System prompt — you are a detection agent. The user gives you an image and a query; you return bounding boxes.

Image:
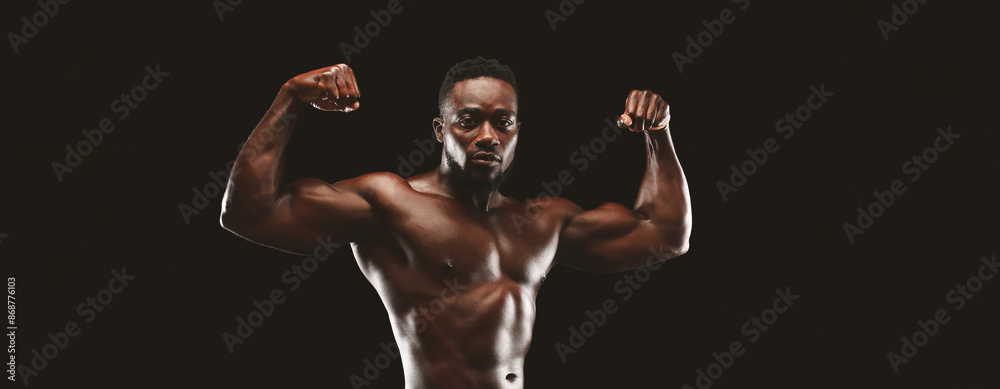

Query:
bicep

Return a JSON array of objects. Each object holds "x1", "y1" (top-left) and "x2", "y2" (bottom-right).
[
  {"x1": 230, "y1": 176, "x2": 379, "y2": 254},
  {"x1": 556, "y1": 202, "x2": 670, "y2": 273}
]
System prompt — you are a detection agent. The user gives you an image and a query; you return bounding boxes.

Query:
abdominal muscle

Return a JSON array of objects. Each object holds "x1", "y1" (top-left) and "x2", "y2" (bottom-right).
[{"x1": 385, "y1": 277, "x2": 537, "y2": 389}]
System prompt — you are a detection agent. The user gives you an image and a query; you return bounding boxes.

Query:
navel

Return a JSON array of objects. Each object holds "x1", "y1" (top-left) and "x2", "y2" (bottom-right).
[{"x1": 445, "y1": 259, "x2": 455, "y2": 270}]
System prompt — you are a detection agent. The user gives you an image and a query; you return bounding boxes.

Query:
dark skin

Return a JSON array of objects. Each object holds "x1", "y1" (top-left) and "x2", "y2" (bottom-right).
[{"x1": 220, "y1": 63, "x2": 691, "y2": 388}]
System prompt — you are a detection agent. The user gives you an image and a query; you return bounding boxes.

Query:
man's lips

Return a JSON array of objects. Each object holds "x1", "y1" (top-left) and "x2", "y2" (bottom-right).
[
  {"x1": 470, "y1": 151, "x2": 501, "y2": 166},
  {"x1": 470, "y1": 151, "x2": 500, "y2": 162}
]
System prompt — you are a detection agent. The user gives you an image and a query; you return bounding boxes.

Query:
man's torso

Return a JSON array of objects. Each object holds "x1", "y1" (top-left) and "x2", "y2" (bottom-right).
[{"x1": 349, "y1": 172, "x2": 574, "y2": 388}]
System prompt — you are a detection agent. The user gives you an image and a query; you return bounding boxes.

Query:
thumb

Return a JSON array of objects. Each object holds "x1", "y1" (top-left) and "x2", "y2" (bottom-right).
[{"x1": 617, "y1": 113, "x2": 632, "y2": 129}]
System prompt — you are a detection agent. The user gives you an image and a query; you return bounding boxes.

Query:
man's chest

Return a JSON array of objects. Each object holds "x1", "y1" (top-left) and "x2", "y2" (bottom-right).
[{"x1": 377, "y1": 195, "x2": 564, "y2": 284}]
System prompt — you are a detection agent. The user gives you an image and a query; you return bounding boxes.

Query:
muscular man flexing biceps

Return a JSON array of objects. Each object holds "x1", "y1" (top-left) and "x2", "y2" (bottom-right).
[{"x1": 220, "y1": 57, "x2": 692, "y2": 389}]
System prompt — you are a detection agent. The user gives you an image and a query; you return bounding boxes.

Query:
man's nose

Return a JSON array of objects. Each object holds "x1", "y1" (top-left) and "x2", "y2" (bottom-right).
[{"x1": 474, "y1": 123, "x2": 500, "y2": 149}]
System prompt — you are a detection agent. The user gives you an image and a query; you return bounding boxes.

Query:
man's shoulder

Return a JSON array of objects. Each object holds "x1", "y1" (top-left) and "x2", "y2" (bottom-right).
[
  {"x1": 353, "y1": 171, "x2": 409, "y2": 186},
  {"x1": 334, "y1": 171, "x2": 413, "y2": 197}
]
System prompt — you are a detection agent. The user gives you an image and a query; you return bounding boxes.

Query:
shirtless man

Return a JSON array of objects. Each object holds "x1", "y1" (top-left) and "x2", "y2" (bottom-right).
[{"x1": 220, "y1": 57, "x2": 692, "y2": 388}]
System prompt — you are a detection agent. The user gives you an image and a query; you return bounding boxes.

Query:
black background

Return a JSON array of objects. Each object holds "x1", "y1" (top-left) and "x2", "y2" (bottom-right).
[{"x1": 2, "y1": 0, "x2": 997, "y2": 388}]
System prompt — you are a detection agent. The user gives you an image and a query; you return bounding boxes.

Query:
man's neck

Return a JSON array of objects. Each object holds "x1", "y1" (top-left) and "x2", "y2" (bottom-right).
[{"x1": 432, "y1": 167, "x2": 504, "y2": 212}]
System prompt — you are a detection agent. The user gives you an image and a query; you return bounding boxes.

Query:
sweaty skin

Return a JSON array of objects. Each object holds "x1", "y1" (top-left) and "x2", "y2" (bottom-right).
[{"x1": 220, "y1": 64, "x2": 691, "y2": 388}]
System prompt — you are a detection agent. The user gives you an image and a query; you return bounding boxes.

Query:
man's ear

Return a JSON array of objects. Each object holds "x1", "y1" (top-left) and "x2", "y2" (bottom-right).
[{"x1": 432, "y1": 118, "x2": 444, "y2": 143}]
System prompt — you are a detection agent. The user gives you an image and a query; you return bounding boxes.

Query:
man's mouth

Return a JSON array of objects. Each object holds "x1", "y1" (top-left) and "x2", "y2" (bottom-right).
[{"x1": 470, "y1": 151, "x2": 501, "y2": 166}]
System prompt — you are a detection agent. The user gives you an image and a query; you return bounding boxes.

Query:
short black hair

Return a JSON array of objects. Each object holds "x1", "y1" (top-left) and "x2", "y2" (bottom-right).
[{"x1": 438, "y1": 57, "x2": 518, "y2": 115}]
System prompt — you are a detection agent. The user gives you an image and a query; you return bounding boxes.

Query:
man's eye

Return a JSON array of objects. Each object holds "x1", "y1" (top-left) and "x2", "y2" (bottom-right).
[
  {"x1": 498, "y1": 119, "x2": 513, "y2": 128},
  {"x1": 459, "y1": 118, "x2": 476, "y2": 127}
]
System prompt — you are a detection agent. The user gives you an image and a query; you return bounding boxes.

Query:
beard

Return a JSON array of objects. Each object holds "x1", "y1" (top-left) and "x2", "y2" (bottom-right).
[{"x1": 445, "y1": 150, "x2": 514, "y2": 194}]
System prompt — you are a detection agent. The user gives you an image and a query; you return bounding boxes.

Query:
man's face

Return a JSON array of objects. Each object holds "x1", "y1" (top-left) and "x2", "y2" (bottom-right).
[{"x1": 435, "y1": 77, "x2": 520, "y2": 193}]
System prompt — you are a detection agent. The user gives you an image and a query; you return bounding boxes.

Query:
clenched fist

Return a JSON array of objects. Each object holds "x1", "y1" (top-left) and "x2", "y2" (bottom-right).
[
  {"x1": 617, "y1": 90, "x2": 669, "y2": 132},
  {"x1": 285, "y1": 64, "x2": 361, "y2": 112}
]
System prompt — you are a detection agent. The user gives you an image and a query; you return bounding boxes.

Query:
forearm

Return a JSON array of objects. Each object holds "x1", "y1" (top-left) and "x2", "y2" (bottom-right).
[
  {"x1": 222, "y1": 84, "x2": 306, "y2": 225},
  {"x1": 634, "y1": 128, "x2": 691, "y2": 250}
]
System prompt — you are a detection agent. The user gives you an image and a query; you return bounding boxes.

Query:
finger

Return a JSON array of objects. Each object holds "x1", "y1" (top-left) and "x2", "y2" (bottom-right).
[
  {"x1": 647, "y1": 99, "x2": 663, "y2": 130},
  {"x1": 324, "y1": 71, "x2": 340, "y2": 101},
  {"x1": 652, "y1": 101, "x2": 670, "y2": 130},
  {"x1": 312, "y1": 101, "x2": 335, "y2": 111},
  {"x1": 316, "y1": 73, "x2": 330, "y2": 101},
  {"x1": 617, "y1": 113, "x2": 632, "y2": 129},
  {"x1": 625, "y1": 90, "x2": 641, "y2": 132},
  {"x1": 635, "y1": 91, "x2": 650, "y2": 132},
  {"x1": 336, "y1": 65, "x2": 356, "y2": 99},
  {"x1": 334, "y1": 69, "x2": 351, "y2": 100},
  {"x1": 346, "y1": 66, "x2": 360, "y2": 98},
  {"x1": 320, "y1": 71, "x2": 338, "y2": 101}
]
